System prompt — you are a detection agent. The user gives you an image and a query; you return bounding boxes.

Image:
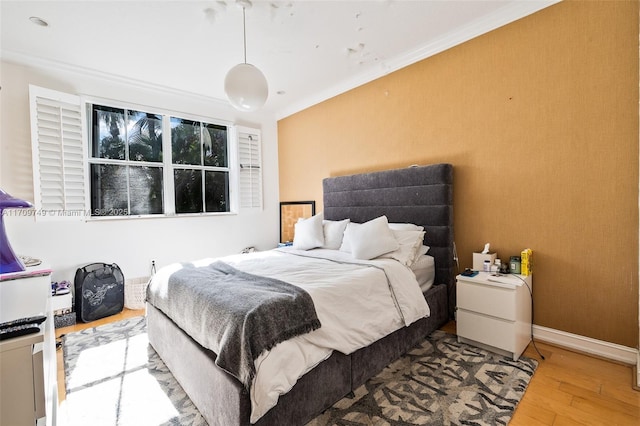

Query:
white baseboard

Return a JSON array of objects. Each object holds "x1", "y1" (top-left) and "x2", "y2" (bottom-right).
[
  {"x1": 533, "y1": 325, "x2": 638, "y2": 365},
  {"x1": 636, "y1": 353, "x2": 640, "y2": 390}
]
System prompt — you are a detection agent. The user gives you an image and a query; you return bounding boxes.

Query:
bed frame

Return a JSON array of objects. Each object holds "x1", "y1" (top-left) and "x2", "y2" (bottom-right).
[{"x1": 147, "y1": 163, "x2": 455, "y2": 425}]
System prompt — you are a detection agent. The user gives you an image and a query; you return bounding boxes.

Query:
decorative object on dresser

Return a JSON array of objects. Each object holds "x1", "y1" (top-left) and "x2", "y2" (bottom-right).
[
  {"x1": 0, "y1": 188, "x2": 33, "y2": 273},
  {"x1": 456, "y1": 271, "x2": 533, "y2": 361}
]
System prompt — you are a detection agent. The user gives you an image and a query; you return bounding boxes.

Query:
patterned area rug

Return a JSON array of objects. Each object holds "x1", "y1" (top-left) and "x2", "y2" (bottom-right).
[
  {"x1": 62, "y1": 316, "x2": 537, "y2": 426},
  {"x1": 62, "y1": 316, "x2": 206, "y2": 426},
  {"x1": 308, "y1": 331, "x2": 538, "y2": 426}
]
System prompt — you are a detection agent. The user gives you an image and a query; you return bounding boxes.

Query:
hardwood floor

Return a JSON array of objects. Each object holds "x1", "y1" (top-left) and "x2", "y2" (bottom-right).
[
  {"x1": 55, "y1": 308, "x2": 145, "y2": 403},
  {"x1": 510, "y1": 340, "x2": 640, "y2": 425},
  {"x1": 57, "y1": 312, "x2": 640, "y2": 425}
]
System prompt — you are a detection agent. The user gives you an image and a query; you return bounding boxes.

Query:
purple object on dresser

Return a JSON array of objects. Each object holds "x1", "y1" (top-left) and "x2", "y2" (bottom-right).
[{"x1": 0, "y1": 189, "x2": 32, "y2": 274}]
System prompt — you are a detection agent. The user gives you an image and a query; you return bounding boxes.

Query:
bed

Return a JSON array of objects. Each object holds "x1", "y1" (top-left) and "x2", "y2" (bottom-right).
[{"x1": 146, "y1": 163, "x2": 455, "y2": 425}]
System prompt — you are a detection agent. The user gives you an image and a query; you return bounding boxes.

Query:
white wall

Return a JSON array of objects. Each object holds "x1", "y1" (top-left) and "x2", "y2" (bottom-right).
[{"x1": 0, "y1": 59, "x2": 280, "y2": 282}]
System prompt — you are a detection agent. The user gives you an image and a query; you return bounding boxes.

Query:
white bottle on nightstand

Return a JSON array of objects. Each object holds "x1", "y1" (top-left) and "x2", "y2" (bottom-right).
[{"x1": 455, "y1": 271, "x2": 533, "y2": 361}]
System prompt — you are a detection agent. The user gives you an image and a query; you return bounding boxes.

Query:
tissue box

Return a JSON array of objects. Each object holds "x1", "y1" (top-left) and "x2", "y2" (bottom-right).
[{"x1": 473, "y1": 252, "x2": 497, "y2": 271}]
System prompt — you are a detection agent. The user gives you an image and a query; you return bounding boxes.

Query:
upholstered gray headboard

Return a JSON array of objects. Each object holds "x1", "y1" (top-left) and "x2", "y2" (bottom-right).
[{"x1": 323, "y1": 163, "x2": 455, "y2": 318}]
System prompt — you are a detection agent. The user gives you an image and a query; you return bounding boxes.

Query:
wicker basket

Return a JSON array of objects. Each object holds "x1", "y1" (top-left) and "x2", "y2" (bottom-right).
[{"x1": 124, "y1": 278, "x2": 149, "y2": 310}]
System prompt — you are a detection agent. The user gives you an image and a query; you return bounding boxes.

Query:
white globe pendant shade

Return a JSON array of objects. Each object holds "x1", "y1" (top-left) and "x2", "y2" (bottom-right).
[{"x1": 224, "y1": 63, "x2": 268, "y2": 112}]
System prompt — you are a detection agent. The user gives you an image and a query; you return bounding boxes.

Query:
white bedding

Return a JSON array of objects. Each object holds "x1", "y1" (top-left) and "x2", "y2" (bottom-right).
[
  {"x1": 412, "y1": 254, "x2": 436, "y2": 292},
  {"x1": 148, "y1": 248, "x2": 430, "y2": 423}
]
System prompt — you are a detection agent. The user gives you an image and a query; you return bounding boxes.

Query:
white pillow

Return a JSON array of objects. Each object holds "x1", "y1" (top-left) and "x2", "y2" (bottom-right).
[
  {"x1": 342, "y1": 216, "x2": 399, "y2": 260},
  {"x1": 417, "y1": 245, "x2": 430, "y2": 257},
  {"x1": 388, "y1": 223, "x2": 424, "y2": 232},
  {"x1": 378, "y1": 230, "x2": 425, "y2": 266},
  {"x1": 340, "y1": 219, "x2": 422, "y2": 253},
  {"x1": 411, "y1": 254, "x2": 436, "y2": 292},
  {"x1": 293, "y1": 213, "x2": 325, "y2": 250},
  {"x1": 322, "y1": 219, "x2": 350, "y2": 249},
  {"x1": 338, "y1": 223, "x2": 355, "y2": 253}
]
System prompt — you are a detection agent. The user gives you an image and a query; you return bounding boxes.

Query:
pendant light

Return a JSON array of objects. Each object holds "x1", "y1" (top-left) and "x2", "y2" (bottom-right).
[{"x1": 224, "y1": 1, "x2": 268, "y2": 112}]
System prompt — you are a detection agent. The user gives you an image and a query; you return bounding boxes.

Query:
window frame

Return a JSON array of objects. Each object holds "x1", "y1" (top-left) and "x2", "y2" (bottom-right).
[
  {"x1": 169, "y1": 117, "x2": 233, "y2": 215},
  {"x1": 88, "y1": 104, "x2": 165, "y2": 217},
  {"x1": 84, "y1": 97, "x2": 238, "y2": 220}
]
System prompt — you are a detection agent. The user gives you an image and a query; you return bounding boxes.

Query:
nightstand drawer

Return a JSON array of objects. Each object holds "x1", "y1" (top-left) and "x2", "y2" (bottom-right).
[
  {"x1": 457, "y1": 309, "x2": 515, "y2": 352},
  {"x1": 457, "y1": 280, "x2": 516, "y2": 321}
]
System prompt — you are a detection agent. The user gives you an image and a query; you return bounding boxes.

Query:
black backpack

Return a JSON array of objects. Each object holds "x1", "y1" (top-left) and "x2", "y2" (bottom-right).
[{"x1": 74, "y1": 263, "x2": 124, "y2": 323}]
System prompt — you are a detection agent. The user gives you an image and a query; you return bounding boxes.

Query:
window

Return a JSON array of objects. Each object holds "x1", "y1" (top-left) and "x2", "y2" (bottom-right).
[
  {"x1": 170, "y1": 118, "x2": 230, "y2": 214},
  {"x1": 89, "y1": 105, "x2": 164, "y2": 216},
  {"x1": 88, "y1": 104, "x2": 232, "y2": 217},
  {"x1": 29, "y1": 85, "x2": 261, "y2": 221}
]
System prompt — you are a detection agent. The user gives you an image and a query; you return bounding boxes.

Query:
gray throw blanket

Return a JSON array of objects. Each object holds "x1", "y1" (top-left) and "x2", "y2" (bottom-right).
[{"x1": 163, "y1": 261, "x2": 321, "y2": 389}]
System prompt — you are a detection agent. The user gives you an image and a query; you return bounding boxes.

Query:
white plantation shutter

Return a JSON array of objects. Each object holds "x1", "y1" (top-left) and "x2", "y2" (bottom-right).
[
  {"x1": 29, "y1": 85, "x2": 85, "y2": 220},
  {"x1": 237, "y1": 126, "x2": 262, "y2": 209}
]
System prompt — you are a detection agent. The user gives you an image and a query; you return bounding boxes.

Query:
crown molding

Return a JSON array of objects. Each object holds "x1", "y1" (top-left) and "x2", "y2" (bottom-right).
[
  {"x1": 275, "y1": 0, "x2": 561, "y2": 120},
  {"x1": 1, "y1": 50, "x2": 232, "y2": 110}
]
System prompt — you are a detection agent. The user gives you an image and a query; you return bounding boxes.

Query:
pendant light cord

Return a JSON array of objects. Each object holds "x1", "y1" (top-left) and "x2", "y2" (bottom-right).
[{"x1": 242, "y1": 7, "x2": 247, "y2": 64}]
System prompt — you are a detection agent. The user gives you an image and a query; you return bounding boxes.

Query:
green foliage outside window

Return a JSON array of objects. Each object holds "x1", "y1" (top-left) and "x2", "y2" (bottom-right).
[{"x1": 90, "y1": 104, "x2": 230, "y2": 217}]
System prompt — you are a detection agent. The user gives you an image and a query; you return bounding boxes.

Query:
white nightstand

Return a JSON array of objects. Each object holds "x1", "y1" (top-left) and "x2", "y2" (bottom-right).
[{"x1": 456, "y1": 272, "x2": 532, "y2": 361}]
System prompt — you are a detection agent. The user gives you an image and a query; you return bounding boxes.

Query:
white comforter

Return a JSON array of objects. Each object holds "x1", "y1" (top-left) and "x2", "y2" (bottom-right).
[{"x1": 149, "y1": 248, "x2": 430, "y2": 423}]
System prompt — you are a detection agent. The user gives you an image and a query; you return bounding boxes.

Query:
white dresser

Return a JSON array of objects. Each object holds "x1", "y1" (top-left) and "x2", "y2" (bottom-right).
[
  {"x1": 456, "y1": 272, "x2": 533, "y2": 361},
  {"x1": 0, "y1": 265, "x2": 57, "y2": 426}
]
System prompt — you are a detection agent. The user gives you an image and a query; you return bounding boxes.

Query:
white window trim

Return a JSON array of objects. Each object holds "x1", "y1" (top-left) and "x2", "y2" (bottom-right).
[{"x1": 161, "y1": 115, "x2": 175, "y2": 216}]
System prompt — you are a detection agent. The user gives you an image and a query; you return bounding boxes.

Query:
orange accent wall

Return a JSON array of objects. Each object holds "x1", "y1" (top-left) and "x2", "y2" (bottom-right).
[{"x1": 278, "y1": 1, "x2": 639, "y2": 347}]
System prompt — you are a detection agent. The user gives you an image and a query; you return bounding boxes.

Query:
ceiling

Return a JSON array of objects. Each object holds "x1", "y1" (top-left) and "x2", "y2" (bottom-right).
[{"x1": 1, "y1": 0, "x2": 558, "y2": 119}]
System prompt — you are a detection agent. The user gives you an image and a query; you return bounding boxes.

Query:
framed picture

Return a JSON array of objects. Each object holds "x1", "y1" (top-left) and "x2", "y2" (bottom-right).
[{"x1": 280, "y1": 201, "x2": 316, "y2": 243}]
